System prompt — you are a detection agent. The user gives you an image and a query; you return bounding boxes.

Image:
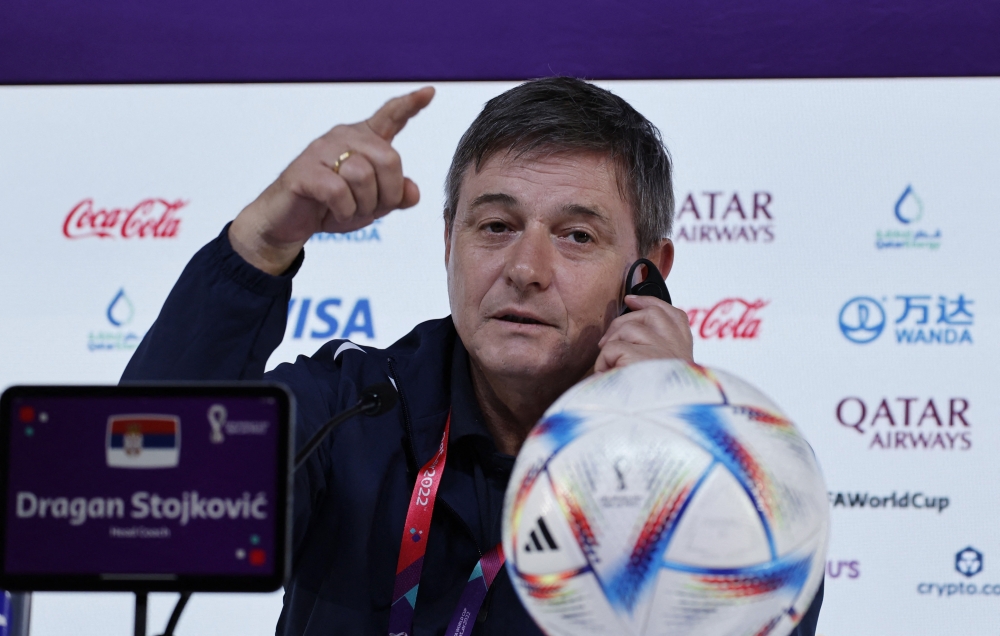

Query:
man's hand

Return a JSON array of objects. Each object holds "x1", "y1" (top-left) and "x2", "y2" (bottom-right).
[
  {"x1": 229, "y1": 86, "x2": 436, "y2": 275},
  {"x1": 594, "y1": 295, "x2": 694, "y2": 373}
]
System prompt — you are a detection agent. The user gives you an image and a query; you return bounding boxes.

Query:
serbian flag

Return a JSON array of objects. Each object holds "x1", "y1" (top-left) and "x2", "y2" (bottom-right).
[{"x1": 106, "y1": 414, "x2": 181, "y2": 468}]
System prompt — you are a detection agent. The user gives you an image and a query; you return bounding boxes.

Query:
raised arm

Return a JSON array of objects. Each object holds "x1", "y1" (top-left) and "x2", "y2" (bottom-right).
[
  {"x1": 228, "y1": 86, "x2": 435, "y2": 274},
  {"x1": 121, "y1": 87, "x2": 434, "y2": 382}
]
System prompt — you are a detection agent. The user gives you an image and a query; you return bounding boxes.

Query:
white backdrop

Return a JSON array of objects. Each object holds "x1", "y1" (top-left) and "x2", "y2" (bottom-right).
[{"x1": 1, "y1": 79, "x2": 998, "y2": 635}]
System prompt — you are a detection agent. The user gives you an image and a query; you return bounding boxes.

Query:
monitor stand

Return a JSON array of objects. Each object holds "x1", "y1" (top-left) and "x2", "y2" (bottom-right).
[{"x1": 133, "y1": 592, "x2": 147, "y2": 636}]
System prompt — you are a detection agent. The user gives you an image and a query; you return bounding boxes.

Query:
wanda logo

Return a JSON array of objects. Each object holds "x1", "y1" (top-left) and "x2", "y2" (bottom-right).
[
  {"x1": 684, "y1": 298, "x2": 767, "y2": 339},
  {"x1": 63, "y1": 198, "x2": 185, "y2": 239}
]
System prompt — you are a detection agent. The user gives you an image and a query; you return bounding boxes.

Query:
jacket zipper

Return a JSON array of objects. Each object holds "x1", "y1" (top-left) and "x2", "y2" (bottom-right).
[{"x1": 386, "y1": 356, "x2": 417, "y2": 473}]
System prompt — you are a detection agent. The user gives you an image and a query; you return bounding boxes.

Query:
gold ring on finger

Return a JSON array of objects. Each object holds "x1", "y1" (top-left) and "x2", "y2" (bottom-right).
[{"x1": 332, "y1": 150, "x2": 353, "y2": 174}]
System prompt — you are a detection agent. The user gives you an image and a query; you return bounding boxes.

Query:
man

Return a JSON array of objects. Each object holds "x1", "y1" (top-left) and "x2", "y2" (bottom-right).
[{"x1": 123, "y1": 78, "x2": 822, "y2": 635}]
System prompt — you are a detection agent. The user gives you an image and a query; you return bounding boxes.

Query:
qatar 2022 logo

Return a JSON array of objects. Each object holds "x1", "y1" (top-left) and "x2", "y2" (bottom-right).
[{"x1": 875, "y1": 185, "x2": 942, "y2": 250}]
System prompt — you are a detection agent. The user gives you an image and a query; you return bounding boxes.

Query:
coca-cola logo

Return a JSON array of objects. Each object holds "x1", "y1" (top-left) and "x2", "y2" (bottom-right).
[
  {"x1": 683, "y1": 298, "x2": 767, "y2": 339},
  {"x1": 63, "y1": 198, "x2": 185, "y2": 239}
]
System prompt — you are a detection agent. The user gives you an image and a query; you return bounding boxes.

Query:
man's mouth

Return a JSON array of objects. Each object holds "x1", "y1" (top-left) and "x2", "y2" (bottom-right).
[{"x1": 498, "y1": 314, "x2": 544, "y2": 325}]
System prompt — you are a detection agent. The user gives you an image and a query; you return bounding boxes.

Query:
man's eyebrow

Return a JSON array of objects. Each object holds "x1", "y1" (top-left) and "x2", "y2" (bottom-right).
[
  {"x1": 561, "y1": 203, "x2": 611, "y2": 224},
  {"x1": 469, "y1": 192, "x2": 519, "y2": 210}
]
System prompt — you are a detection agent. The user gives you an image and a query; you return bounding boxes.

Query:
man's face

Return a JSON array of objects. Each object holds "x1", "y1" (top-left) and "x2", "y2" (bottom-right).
[{"x1": 445, "y1": 150, "x2": 640, "y2": 385}]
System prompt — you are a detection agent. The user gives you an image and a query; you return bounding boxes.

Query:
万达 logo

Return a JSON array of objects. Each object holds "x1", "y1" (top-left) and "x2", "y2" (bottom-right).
[
  {"x1": 309, "y1": 219, "x2": 383, "y2": 243},
  {"x1": 838, "y1": 295, "x2": 973, "y2": 345},
  {"x1": 956, "y1": 547, "x2": 983, "y2": 578},
  {"x1": 838, "y1": 297, "x2": 885, "y2": 344}
]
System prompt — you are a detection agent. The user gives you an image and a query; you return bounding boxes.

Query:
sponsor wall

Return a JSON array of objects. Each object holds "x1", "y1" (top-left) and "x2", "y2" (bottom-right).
[{"x1": 0, "y1": 79, "x2": 998, "y2": 635}]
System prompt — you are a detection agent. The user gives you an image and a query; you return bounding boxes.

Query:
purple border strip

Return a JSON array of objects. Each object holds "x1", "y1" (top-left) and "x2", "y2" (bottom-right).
[{"x1": 2, "y1": 0, "x2": 999, "y2": 84}]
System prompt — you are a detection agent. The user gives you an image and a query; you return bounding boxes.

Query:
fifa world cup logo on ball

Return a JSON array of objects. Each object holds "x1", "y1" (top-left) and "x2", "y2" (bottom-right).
[
  {"x1": 208, "y1": 404, "x2": 227, "y2": 444},
  {"x1": 123, "y1": 423, "x2": 143, "y2": 456}
]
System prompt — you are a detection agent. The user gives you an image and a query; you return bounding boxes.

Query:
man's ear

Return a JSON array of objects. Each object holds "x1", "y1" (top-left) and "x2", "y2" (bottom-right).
[
  {"x1": 444, "y1": 218, "x2": 452, "y2": 267},
  {"x1": 646, "y1": 238, "x2": 675, "y2": 279}
]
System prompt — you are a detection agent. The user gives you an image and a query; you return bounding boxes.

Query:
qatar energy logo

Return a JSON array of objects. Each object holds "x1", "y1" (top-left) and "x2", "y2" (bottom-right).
[
  {"x1": 875, "y1": 185, "x2": 942, "y2": 250},
  {"x1": 89, "y1": 288, "x2": 143, "y2": 352},
  {"x1": 106, "y1": 415, "x2": 180, "y2": 469}
]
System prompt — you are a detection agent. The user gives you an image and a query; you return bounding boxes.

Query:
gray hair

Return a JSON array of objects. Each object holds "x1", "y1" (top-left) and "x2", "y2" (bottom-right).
[{"x1": 444, "y1": 77, "x2": 674, "y2": 255}]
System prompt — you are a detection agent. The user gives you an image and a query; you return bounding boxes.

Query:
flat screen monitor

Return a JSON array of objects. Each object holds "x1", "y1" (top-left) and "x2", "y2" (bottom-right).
[{"x1": 0, "y1": 384, "x2": 293, "y2": 592}]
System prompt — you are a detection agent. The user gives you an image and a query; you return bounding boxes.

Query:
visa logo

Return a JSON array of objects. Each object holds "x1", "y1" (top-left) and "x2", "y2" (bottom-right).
[
  {"x1": 106, "y1": 415, "x2": 181, "y2": 469},
  {"x1": 287, "y1": 298, "x2": 375, "y2": 340}
]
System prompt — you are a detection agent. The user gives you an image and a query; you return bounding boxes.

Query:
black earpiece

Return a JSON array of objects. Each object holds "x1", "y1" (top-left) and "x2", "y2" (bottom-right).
[{"x1": 621, "y1": 258, "x2": 672, "y2": 314}]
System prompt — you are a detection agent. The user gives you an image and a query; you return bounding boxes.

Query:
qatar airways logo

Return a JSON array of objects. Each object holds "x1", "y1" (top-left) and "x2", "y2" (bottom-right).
[
  {"x1": 683, "y1": 298, "x2": 767, "y2": 340},
  {"x1": 63, "y1": 198, "x2": 185, "y2": 239},
  {"x1": 673, "y1": 190, "x2": 775, "y2": 244},
  {"x1": 836, "y1": 396, "x2": 971, "y2": 450}
]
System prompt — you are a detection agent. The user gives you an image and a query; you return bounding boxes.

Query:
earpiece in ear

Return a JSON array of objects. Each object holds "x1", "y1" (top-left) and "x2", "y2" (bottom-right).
[{"x1": 621, "y1": 258, "x2": 672, "y2": 315}]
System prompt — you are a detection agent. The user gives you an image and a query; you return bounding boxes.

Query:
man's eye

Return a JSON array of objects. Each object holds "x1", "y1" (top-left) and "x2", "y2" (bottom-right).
[
  {"x1": 570, "y1": 231, "x2": 592, "y2": 244},
  {"x1": 486, "y1": 222, "x2": 508, "y2": 233}
]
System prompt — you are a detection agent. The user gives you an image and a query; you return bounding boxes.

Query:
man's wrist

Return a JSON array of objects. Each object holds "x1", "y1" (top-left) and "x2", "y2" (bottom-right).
[{"x1": 228, "y1": 207, "x2": 305, "y2": 276}]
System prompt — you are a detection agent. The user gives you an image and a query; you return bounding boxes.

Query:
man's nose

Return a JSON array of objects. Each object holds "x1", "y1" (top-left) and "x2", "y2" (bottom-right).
[{"x1": 504, "y1": 225, "x2": 554, "y2": 292}]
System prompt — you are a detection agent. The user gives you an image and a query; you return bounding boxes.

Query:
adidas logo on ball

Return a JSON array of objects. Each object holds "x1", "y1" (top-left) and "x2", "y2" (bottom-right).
[{"x1": 524, "y1": 517, "x2": 559, "y2": 553}]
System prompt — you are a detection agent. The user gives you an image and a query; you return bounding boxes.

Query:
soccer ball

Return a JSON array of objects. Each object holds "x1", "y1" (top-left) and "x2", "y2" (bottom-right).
[{"x1": 502, "y1": 359, "x2": 828, "y2": 636}]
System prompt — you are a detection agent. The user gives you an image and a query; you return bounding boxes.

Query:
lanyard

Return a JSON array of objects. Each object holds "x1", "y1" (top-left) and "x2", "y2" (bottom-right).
[{"x1": 388, "y1": 413, "x2": 506, "y2": 636}]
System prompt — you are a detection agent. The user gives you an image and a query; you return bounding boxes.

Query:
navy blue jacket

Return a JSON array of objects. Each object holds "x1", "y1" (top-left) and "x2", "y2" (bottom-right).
[{"x1": 122, "y1": 226, "x2": 823, "y2": 636}]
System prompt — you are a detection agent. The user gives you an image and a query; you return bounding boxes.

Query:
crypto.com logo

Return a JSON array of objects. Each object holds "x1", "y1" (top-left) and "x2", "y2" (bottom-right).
[
  {"x1": 839, "y1": 297, "x2": 885, "y2": 344},
  {"x1": 957, "y1": 547, "x2": 984, "y2": 578}
]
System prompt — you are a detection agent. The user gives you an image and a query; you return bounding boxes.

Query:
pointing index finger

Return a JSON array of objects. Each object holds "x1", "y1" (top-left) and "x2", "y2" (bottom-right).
[{"x1": 366, "y1": 86, "x2": 435, "y2": 141}]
